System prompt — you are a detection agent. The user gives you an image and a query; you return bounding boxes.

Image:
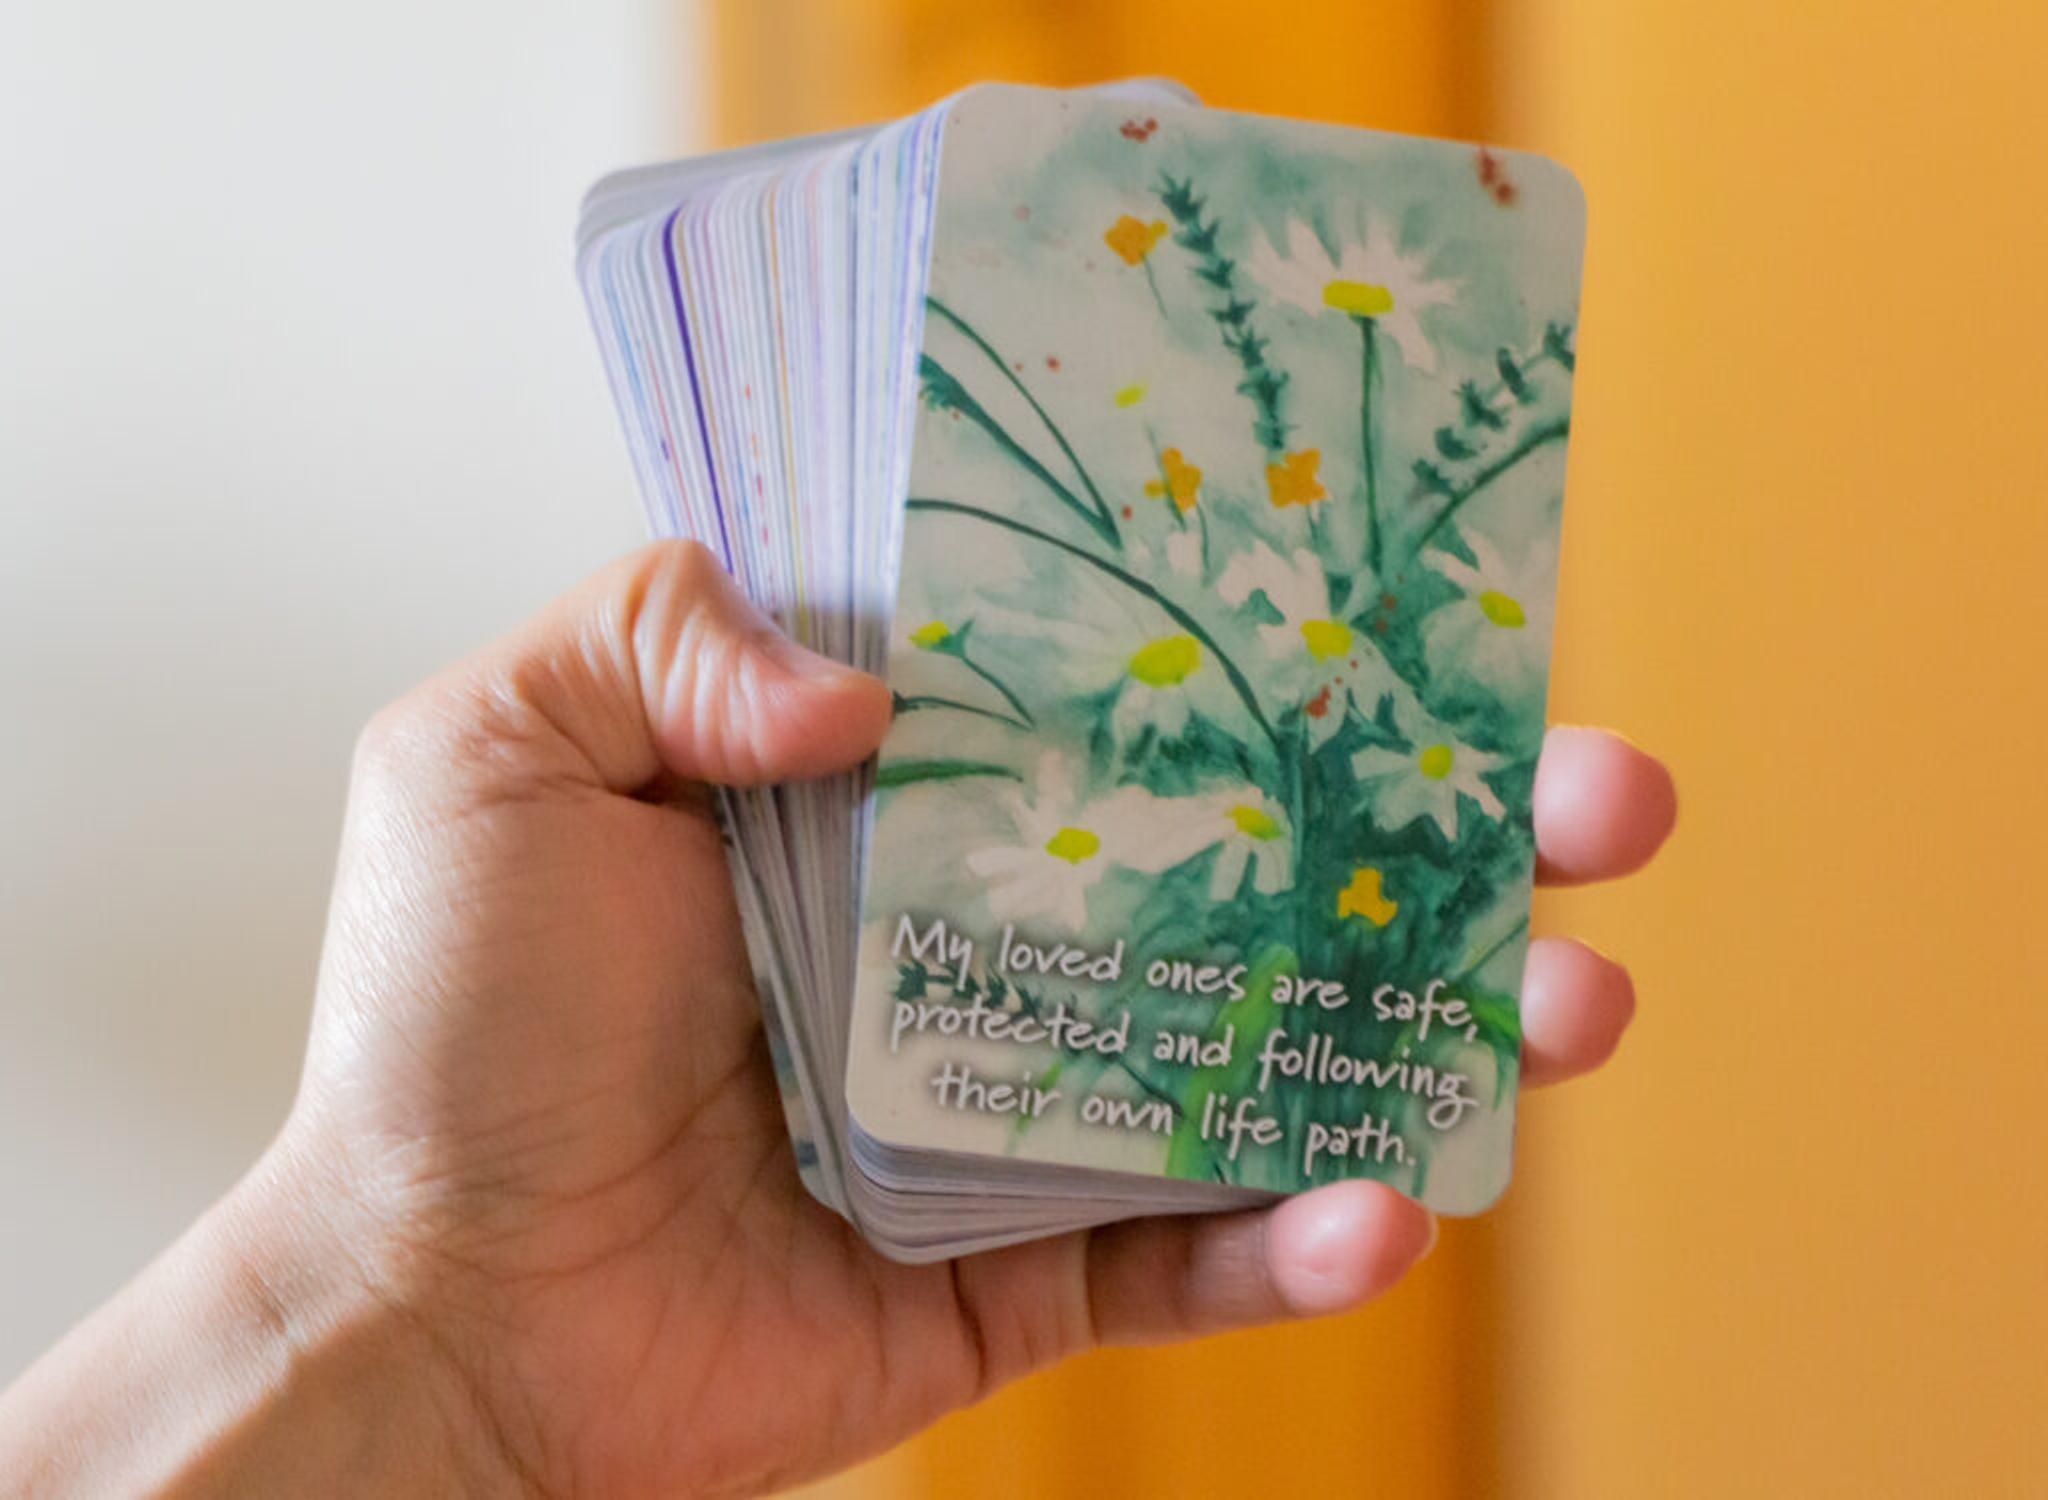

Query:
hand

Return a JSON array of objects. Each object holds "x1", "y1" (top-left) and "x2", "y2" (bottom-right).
[{"x1": 0, "y1": 543, "x2": 1675, "y2": 1498}]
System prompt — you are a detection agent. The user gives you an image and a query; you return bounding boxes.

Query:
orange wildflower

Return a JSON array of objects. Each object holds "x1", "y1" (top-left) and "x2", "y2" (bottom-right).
[
  {"x1": 1142, "y1": 447, "x2": 1202, "y2": 511},
  {"x1": 1265, "y1": 448, "x2": 1327, "y2": 508},
  {"x1": 1104, "y1": 215, "x2": 1168, "y2": 266}
]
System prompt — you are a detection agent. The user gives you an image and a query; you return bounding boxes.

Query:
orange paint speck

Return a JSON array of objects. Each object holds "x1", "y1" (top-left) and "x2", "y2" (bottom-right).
[
  {"x1": 1476, "y1": 147, "x2": 1518, "y2": 206},
  {"x1": 1305, "y1": 686, "x2": 1332, "y2": 718}
]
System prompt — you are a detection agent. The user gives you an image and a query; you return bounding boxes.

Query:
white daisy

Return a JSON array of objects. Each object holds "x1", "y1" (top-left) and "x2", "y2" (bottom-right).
[
  {"x1": 1215, "y1": 541, "x2": 1402, "y2": 746},
  {"x1": 965, "y1": 753, "x2": 1226, "y2": 930},
  {"x1": 1420, "y1": 527, "x2": 1557, "y2": 699},
  {"x1": 1245, "y1": 217, "x2": 1459, "y2": 373},
  {"x1": 1349, "y1": 703, "x2": 1506, "y2": 842},
  {"x1": 977, "y1": 604, "x2": 1209, "y2": 745},
  {"x1": 1125, "y1": 525, "x2": 1203, "y2": 585},
  {"x1": 1200, "y1": 788, "x2": 1293, "y2": 901}
]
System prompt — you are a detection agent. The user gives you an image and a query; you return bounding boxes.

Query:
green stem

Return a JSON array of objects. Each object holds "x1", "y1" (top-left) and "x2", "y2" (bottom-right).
[
  {"x1": 1414, "y1": 417, "x2": 1570, "y2": 549},
  {"x1": 893, "y1": 692, "x2": 1031, "y2": 732},
  {"x1": 1007, "y1": 982, "x2": 1195, "y2": 1140},
  {"x1": 1154, "y1": 174, "x2": 1291, "y2": 455},
  {"x1": 923, "y1": 298, "x2": 1118, "y2": 540},
  {"x1": 1141, "y1": 258, "x2": 1168, "y2": 319},
  {"x1": 907, "y1": 498, "x2": 1278, "y2": 748},
  {"x1": 1357, "y1": 316, "x2": 1384, "y2": 578},
  {"x1": 954, "y1": 649, "x2": 1036, "y2": 728},
  {"x1": 1280, "y1": 723, "x2": 1310, "y2": 960},
  {"x1": 1472, "y1": 339, "x2": 1563, "y2": 409},
  {"x1": 920, "y1": 353, "x2": 1114, "y2": 545},
  {"x1": 1455, "y1": 915, "x2": 1529, "y2": 986}
]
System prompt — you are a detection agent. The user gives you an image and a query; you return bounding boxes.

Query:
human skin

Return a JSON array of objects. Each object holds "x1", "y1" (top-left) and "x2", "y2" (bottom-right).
[{"x1": 0, "y1": 542, "x2": 1676, "y2": 1498}]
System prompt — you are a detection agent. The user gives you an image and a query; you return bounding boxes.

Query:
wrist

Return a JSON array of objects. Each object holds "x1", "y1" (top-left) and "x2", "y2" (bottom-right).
[
  {"x1": 0, "y1": 1130, "x2": 525, "y2": 1498},
  {"x1": 191, "y1": 1131, "x2": 527, "y2": 1497}
]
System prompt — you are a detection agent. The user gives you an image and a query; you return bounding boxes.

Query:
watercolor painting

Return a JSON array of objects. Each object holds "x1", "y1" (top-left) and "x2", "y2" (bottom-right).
[{"x1": 848, "y1": 87, "x2": 1584, "y2": 1211}]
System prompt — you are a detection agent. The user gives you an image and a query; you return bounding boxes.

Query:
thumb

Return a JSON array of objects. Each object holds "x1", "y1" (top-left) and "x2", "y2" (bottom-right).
[{"x1": 371, "y1": 540, "x2": 893, "y2": 797}]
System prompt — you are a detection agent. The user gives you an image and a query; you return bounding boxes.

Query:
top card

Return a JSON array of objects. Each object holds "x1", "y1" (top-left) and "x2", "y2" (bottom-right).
[{"x1": 846, "y1": 85, "x2": 1585, "y2": 1212}]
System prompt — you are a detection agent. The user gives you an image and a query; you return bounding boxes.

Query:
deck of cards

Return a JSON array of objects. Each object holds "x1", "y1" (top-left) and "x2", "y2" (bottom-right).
[{"x1": 577, "y1": 81, "x2": 1585, "y2": 1261}]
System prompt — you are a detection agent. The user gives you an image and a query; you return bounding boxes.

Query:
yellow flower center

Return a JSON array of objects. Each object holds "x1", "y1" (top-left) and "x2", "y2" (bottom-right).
[
  {"x1": 1418, "y1": 743, "x2": 1455, "y2": 779},
  {"x1": 1336, "y1": 866, "x2": 1399, "y2": 926},
  {"x1": 1322, "y1": 280, "x2": 1395, "y2": 318},
  {"x1": 909, "y1": 620, "x2": 951, "y2": 649},
  {"x1": 1044, "y1": 826, "x2": 1102, "y2": 864},
  {"x1": 1477, "y1": 589, "x2": 1526, "y2": 627},
  {"x1": 1300, "y1": 618, "x2": 1352, "y2": 660},
  {"x1": 1127, "y1": 633, "x2": 1201, "y2": 687},
  {"x1": 1227, "y1": 804, "x2": 1283, "y2": 841}
]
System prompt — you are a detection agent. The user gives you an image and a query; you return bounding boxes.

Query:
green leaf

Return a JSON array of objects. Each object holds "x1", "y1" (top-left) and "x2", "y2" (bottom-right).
[
  {"x1": 1459, "y1": 379, "x2": 1508, "y2": 430},
  {"x1": 1543, "y1": 320, "x2": 1577, "y2": 371},
  {"x1": 1413, "y1": 458, "x2": 1456, "y2": 497},
  {"x1": 1497, "y1": 348, "x2": 1535, "y2": 402},
  {"x1": 875, "y1": 759, "x2": 1022, "y2": 789}
]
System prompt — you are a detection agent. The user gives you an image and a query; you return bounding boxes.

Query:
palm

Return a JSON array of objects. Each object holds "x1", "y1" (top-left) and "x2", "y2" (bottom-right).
[
  {"x1": 0, "y1": 545, "x2": 1661, "y2": 1500},
  {"x1": 306, "y1": 769, "x2": 1073, "y2": 1497},
  {"x1": 280, "y1": 544, "x2": 1659, "y2": 1498}
]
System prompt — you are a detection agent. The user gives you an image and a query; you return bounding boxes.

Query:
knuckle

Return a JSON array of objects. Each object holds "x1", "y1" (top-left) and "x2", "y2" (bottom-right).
[
  {"x1": 350, "y1": 696, "x2": 421, "y2": 782},
  {"x1": 596, "y1": 539, "x2": 731, "y2": 676},
  {"x1": 349, "y1": 684, "x2": 488, "y2": 787},
  {"x1": 624, "y1": 537, "x2": 722, "y2": 606}
]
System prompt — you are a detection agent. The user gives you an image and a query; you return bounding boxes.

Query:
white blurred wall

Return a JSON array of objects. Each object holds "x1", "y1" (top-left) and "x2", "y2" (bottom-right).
[{"x1": 0, "y1": 1, "x2": 698, "y2": 1379}]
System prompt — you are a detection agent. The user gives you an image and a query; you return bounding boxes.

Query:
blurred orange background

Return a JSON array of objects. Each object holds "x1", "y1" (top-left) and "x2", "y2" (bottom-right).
[{"x1": 709, "y1": 3, "x2": 2048, "y2": 1496}]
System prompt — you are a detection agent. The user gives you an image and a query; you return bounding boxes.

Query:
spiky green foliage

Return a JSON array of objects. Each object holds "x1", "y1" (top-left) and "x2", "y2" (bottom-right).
[{"x1": 1155, "y1": 173, "x2": 1292, "y2": 455}]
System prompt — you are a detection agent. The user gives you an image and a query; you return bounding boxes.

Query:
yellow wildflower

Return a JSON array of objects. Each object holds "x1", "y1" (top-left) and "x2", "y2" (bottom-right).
[{"x1": 1336, "y1": 866, "x2": 1398, "y2": 927}]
